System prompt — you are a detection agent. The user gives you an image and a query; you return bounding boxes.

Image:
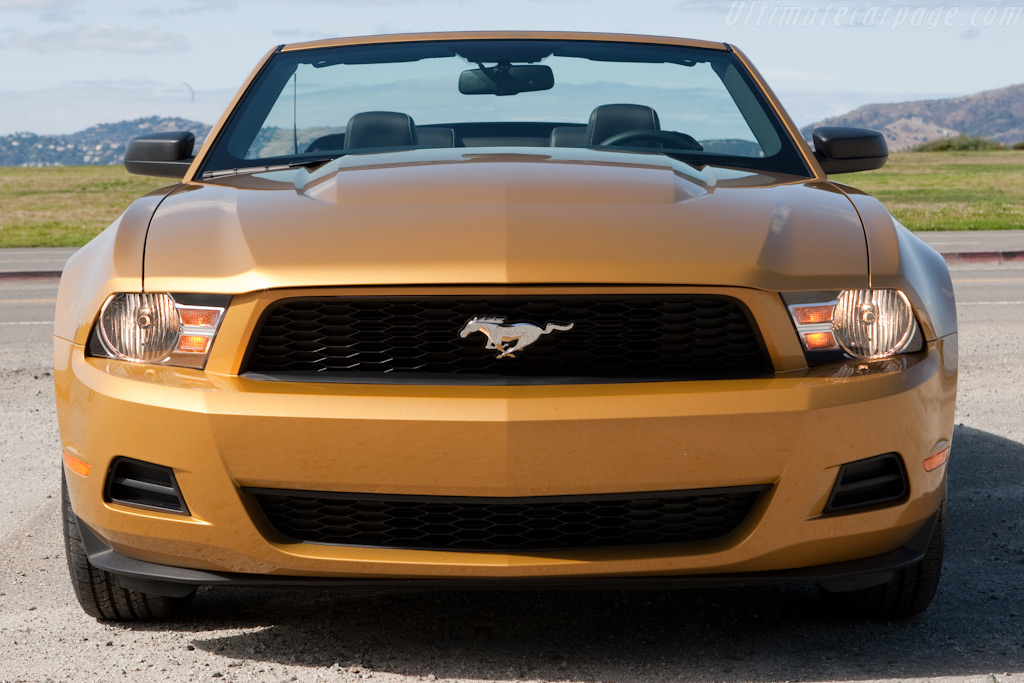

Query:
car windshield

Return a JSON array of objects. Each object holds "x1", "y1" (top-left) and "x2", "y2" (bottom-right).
[{"x1": 199, "y1": 39, "x2": 810, "y2": 177}]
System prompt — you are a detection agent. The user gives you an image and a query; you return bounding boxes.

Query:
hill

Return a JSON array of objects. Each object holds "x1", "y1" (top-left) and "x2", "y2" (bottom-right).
[
  {"x1": 804, "y1": 83, "x2": 1024, "y2": 151},
  {"x1": 0, "y1": 117, "x2": 212, "y2": 167}
]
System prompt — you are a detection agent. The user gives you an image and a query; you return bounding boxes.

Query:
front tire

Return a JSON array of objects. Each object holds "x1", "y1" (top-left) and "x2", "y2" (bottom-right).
[
  {"x1": 824, "y1": 496, "x2": 946, "y2": 619},
  {"x1": 61, "y1": 473, "x2": 195, "y2": 621}
]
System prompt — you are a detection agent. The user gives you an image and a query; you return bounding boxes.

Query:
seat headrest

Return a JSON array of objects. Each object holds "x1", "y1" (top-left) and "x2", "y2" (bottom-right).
[
  {"x1": 417, "y1": 127, "x2": 457, "y2": 148},
  {"x1": 345, "y1": 111, "x2": 419, "y2": 149},
  {"x1": 586, "y1": 104, "x2": 660, "y2": 146},
  {"x1": 550, "y1": 126, "x2": 587, "y2": 148}
]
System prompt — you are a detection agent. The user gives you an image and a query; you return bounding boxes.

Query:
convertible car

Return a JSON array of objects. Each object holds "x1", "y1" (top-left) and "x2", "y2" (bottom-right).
[{"x1": 55, "y1": 31, "x2": 957, "y2": 621}]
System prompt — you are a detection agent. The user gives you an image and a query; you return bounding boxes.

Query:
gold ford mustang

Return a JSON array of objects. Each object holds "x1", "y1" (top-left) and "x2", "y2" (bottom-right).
[{"x1": 55, "y1": 31, "x2": 957, "y2": 621}]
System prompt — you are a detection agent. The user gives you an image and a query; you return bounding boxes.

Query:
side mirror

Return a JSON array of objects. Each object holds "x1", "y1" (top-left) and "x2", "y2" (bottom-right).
[
  {"x1": 459, "y1": 64, "x2": 554, "y2": 96},
  {"x1": 124, "y1": 131, "x2": 195, "y2": 178},
  {"x1": 812, "y1": 127, "x2": 888, "y2": 174}
]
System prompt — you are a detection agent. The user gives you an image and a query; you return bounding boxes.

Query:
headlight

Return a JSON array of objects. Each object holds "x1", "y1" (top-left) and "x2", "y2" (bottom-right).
[
  {"x1": 90, "y1": 293, "x2": 228, "y2": 369},
  {"x1": 833, "y1": 289, "x2": 916, "y2": 358},
  {"x1": 785, "y1": 289, "x2": 921, "y2": 362}
]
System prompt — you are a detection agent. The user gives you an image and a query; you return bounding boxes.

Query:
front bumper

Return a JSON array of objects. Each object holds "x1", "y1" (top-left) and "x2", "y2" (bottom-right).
[
  {"x1": 78, "y1": 506, "x2": 941, "y2": 597},
  {"x1": 55, "y1": 333, "x2": 956, "y2": 582}
]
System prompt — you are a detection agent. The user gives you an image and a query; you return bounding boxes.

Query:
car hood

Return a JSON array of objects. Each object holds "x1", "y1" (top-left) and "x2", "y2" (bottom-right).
[{"x1": 143, "y1": 148, "x2": 868, "y2": 294}]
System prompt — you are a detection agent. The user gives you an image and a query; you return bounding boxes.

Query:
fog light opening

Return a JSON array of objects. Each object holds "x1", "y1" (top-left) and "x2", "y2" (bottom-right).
[
  {"x1": 105, "y1": 457, "x2": 189, "y2": 515},
  {"x1": 824, "y1": 453, "x2": 909, "y2": 514}
]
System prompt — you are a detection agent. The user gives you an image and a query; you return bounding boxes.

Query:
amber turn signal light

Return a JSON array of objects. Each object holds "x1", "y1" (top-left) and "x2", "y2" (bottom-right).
[
  {"x1": 791, "y1": 304, "x2": 836, "y2": 325},
  {"x1": 178, "y1": 308, "x2": 221, "y2": 328},
  {"x1": 176, "y1": 335, "x2": 211, "y2": 354},
  {"x1": 803, "y1": 331, "x2": 838, "y2": 350}
]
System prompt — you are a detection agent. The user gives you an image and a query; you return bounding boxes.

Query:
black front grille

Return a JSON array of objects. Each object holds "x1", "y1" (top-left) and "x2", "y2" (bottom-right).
[
  {"x1": 246, "y1": 486, "x2": 769, "y2": 552},
  {"x1": 243, "y1": 295, "x2": 771, "y2": 383}
]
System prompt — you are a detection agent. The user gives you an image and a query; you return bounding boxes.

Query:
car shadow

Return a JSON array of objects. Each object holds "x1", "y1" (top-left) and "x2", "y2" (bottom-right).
[{"x1": 131, "y1": 424, "x2": 1024, "y2": 682}]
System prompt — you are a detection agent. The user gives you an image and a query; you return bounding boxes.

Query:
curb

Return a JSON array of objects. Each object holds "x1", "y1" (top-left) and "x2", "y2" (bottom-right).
[
  {"x1": 0, "y1": 270, "x2": 64, "y2": 279},
  {"x1": 940, "y1": 250, "x2": 1024, "y2": 266}
]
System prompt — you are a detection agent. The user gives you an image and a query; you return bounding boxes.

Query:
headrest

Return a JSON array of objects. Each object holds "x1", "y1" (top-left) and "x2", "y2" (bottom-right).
[
  {"x1": 586, "y1": 104, "x2": 660, "y2": 146},
  {"x1": 549, "y1": 126, "x2": 587, "y2": 147},
  {"x1": 345, "y1": 111, "x2": 419, "y2": 149},
  {"x1": 305, "y1": 133, "x2": 345, "y2": 153},
  {"x1": 417, "y1": 127, "x2": 457, "y2": 148}
]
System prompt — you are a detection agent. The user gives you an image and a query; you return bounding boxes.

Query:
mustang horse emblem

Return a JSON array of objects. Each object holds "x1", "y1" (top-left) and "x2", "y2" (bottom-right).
[{"x1": 459, "y1": 317, "x2": 575, "y2": 359}]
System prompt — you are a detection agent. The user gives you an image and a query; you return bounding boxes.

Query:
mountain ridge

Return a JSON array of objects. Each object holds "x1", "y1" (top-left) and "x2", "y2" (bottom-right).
[
  {"x1": 0, "y1": 117, "x2": 212, "y2": 167},
  {"x1": 803, "y1": 83, "x2": 1024, "y2": 151},
  {"x1": 3, "y1": 85, "x2": 1023, "y2": 165}
]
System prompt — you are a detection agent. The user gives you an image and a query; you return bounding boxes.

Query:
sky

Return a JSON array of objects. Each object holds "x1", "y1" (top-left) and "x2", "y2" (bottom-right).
[{"x1": 0, "y1": 0, "x2": 1022, "y2": 135}]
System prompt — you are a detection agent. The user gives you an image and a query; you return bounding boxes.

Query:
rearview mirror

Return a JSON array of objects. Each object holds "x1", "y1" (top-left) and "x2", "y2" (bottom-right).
[
  {"x1": 459, "y1": 65, "x2": 554, "y2": 96},
  {"x1": 124, "y1": 131, "x2": 195, "y2": 178},
  {"x1": 812, "y1": 127, "x2": 888, "y2": 174}
]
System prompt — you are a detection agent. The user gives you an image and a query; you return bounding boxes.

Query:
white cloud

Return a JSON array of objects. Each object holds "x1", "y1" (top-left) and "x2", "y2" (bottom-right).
[
  {"x1": 0, "y1": 0, "x2": 74, "y2": 20},
  {"x1": 270, "y1": 28, "x2": 329, "y2": 41},
  {"x1": 0, "y1": 0, "x2": 73, "y2": 8},
  {"x1": 137, "y1": 2, "x2": 237, "y2": 17},
  {"x1": 6, "y1": 24, "x2": 188, "y2": 52},
  {"x1": 672, "y1": 0, "x2": 732, "y2": 12},
  {"x1": 0, "y1": 81, "x2": 232, "y2": 135}
]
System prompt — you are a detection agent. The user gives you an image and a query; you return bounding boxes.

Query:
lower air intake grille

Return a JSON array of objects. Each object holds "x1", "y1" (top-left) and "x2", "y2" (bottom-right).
[
  {"x1": 825, "y1": 453, "x2": 909, "y2": 514},
  {"x1": 246, "y1": 486, "x2": 769, "y2": 552},
  {"x1": 105, "y1": 457, "x2": 189, "y2": 515},
  {"x1": 242, "y1": 294, "x2": 771, "y2": 383}
]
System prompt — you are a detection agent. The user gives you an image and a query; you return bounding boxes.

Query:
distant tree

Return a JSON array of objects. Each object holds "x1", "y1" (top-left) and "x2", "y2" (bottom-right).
[{"x1": 911, "y1": 136, "x2": 1002, "y2": 152}]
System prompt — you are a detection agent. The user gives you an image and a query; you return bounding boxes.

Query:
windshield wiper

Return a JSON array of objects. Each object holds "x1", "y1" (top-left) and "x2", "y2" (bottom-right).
[
  {"x1": 201, "y1": 155, "x2": 341, "y2": 179},
  {"x1": 590, "y1": 144, "x2": 705, "y2": 171},
  {"x1": 661, "y1": 151, "x2": 706, "y2": 170}
]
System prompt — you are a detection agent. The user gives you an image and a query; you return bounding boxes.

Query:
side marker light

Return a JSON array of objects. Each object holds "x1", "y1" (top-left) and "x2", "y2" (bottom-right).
[
  {"x1": 923, "y1": 446, "x2": 950, "y2": 472},
  {"x1": 63, "y1": 451, "x2": 90, "y2": 477}
]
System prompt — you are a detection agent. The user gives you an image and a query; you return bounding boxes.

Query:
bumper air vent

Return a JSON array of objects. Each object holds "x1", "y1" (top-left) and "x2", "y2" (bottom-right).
[
  {"x1": 825, "y1": 453, "x2": 909, "y2": 514},
  {"x1": 105, "y1": 457, "x2": 189, "y2": 515},
  {"x1": 246, "y1": 485, "x2": 770, "y2": 552}
]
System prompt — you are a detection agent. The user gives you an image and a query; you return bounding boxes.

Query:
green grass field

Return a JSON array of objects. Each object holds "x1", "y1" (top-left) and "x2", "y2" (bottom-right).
[
  {"x1": 832, "y1": 150, "x2": 1024, "y2": 231},
  {"x1": 0, "y1": 151, "x2": 1022, "y2": 248},
  {"x1": 0, "y1": 166, "x2": 168, "y2": 248}
]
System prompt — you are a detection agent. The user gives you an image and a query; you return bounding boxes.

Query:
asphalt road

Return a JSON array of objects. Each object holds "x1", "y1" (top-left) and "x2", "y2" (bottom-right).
[
  {"x1": 1, "y1": 266, "x2": 1022, "y2": 683},
  {"x1": 920, "y1": 230, "x2": 1024, "y2": 257},
  {"x1": 0, "y1": 249, "x2": 75, "y2": 278}
]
